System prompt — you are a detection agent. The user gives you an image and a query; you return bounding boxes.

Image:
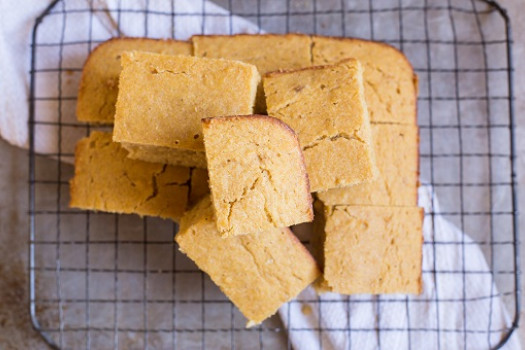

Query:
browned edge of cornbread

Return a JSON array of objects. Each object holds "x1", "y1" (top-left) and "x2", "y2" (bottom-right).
[
  {"x1": 201, "y1": 114, "x2": 314, "y2": 218},
  {"x1": 76, "y1": 37, "x2": 192, "y2": 124}
]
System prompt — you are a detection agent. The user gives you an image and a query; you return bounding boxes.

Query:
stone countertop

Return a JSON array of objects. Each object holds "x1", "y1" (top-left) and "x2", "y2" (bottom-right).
[{"x1": 0, "y1": 1, "x2": 524, "y2": 349}]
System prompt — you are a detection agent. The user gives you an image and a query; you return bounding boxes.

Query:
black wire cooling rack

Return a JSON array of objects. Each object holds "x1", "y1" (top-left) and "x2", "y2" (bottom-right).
[{"x1": 28, "y1": 0, "x2": 519, "y2": 349}]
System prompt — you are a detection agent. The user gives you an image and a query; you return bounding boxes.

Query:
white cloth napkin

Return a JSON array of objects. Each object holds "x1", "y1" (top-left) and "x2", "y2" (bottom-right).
[{"x1": 279, "y1": 185, "x2": 521, "y2": 350}]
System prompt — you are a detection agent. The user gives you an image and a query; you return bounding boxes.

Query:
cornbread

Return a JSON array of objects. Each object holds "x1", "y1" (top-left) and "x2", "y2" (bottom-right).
[
  {"x1": 113, "y1": 52, "x2": 260, "y2": 161},
  {"x1": 202, "y1": 115, "x2": 313, "y2": 237},
  {"x1": 76, "y1": 38, "x2": 191, "y2": 124},
  {"x1": 175, "y1": 196, "x2": 320, "y2": 325},
  {"x1": 317, "y1": 124, "x2": 419, "y2": 206},
  {"x1": 264, "y1": 59, "x2": 377, "y2": 192},
  {"x1": 69, "y1": 131, "x2": 189, "y2": 220},
  {"x1": 123, "y1": 143, "x2": 207, "y2": 169},
  {"x1": 188, "y1": 168, "x2": 210, "y2": 206},
  {"x1": 192, "y1": 34, "x2": 312, "y2": 113},
  {"x1": 316, "y1": 203, "x2": 423, "y2": 294},
  {"x1": 311, "y1": 36, "x2": 418, "y2": 124}
]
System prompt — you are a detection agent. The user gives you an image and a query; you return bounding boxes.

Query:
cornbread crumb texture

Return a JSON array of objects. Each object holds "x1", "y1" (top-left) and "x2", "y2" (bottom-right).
[
  {"x1": 69, "y1": 131, "x2": 189, "y2": 220},
  {"x1": 192, "y1": 34, "x2": 312, "y2": 113},
  {"x1": 123, "y1": 143, "x2": 207, "y2": 169},
  {"x1": 317, "y1": 204, "x2": 423, "y2": 295},
  {"x1": 189, "y1": 168, "x2": 210, "y2": 206},
  {"x1": 175, "y1": 196, "x2": 320, "y2": 325},
  {"x1": 202, "y1": 115, "x2": 313, "y2": 237},
  {"x1": 76, "y1": 38, "x2": 191, "y2": 124},
  {"x1": 317, "y1": 124, "x2": 419, "y2": 206},
  {"x1": 311, "y1": 36, "x2": 417, "y2": 124},
  {"x1": 264, "y1": 59, "x2": 377, "y2": 192},
  {"x1": 113, "y1": 52, "x2": 260, "y2": 152}
]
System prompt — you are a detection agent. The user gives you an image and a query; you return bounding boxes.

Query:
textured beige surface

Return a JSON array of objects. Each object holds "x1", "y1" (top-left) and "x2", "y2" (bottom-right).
[
  {"x1": 70, "y1": 131, "x2": 190, "y2": 220},
  {"x1": 316, "y1": 204, "x2": 423, "y2": 294},
  {"x1": 123, "y1": 142, "x2": 207, "y2": 169},
  {"x1": 188, "y1": 167, "x2": 209, "y2": 206},
  {"x1": 202, "y1": 115, "x2": 313, "y2": 236},
  {"x1": 76, "y1": 38, "x2": 192, "y2": 124},
  {"x1": 312, "y1": 36, "x2": 418, "y2": 125},
  {"x1": 264, "y1": 59, "x2": 377, "y2": 192},
  {"x1": 112, "y1": 51, "x2": 260, "y2": 152},
  {"x1": 192, "y1": 34, "x2": 312, "y2": 113},
  {"x1": 317, "y1": 123, "x2": 419, "y2": 206},
  {"x1": 176, "y1": 196, "x2": 320, "y2": 325}
]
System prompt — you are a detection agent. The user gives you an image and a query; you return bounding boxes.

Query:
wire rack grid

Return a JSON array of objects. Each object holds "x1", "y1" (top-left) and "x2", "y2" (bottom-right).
[{"x1": 28, "y1": 0, "x2": 519, "y2": 349}]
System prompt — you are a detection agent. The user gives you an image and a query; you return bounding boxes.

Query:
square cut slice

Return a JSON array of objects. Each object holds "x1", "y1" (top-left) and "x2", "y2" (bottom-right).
[
  {"x1": 69, "y1": 131, "x2": 189, "y2": 220},
  {"x1": 192, "y1": 34, "x2": 312, "y2": 113},
  {"x1": 202, "y1": 115, "x2": 313, "y2": 237},
  {"x1": 315, "y1": 203, "x2": 423, "y2": 294},
  {"x1": 311, "y1": 36, "x2": 418, "y2": 125},
  {"x1": 76, "y1": 38, "x2": 191, "y2": 124},
  {"x1": 317, "y1": 124, "x2": 419, "y2": 206},
  {"x1": 113, "y1": 51, "x2": 260, "y2": 153},
  {"x1": 264, "y1": 59, "x2": 377, "y2": 192},
  {"x1": 175, "y1": 196, "x2": 320, "y2": 326}
]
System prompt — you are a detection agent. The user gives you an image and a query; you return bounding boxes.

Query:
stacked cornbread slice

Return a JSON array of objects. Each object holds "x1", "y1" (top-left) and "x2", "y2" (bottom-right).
[{"x1": 69, "y1": 34, "x2": 422, "y2": 325}]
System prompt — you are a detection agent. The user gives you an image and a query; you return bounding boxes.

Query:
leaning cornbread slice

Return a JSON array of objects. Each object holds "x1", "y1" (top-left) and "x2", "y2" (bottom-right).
[
  {"x1": 317, "y1": 124, "x2": 419, "y2": 206},
  {"x1": 113, "y1": 52, "x2": 260, "y2": 165},
  {"x1": 311, "y1": 36, "x2": 418, "y2": 125},
  {"x1": 192, "y1": 34, "x2": 312, "y2": 113},
  {"x1": 202, "y1": 115, "x2": 313, "y2": 237},
  {"x1": 77, "y1": 38, "x2": 191, "y2": 124},
  {"x1": 69, "y1": 131, "x2": 189, "y2": 220},
  {"x1": 175, "y1": 196, "x2": 320, "y2": 326},
  {"x1": 315, "y1": 203, "x2": 423, "y2": 294},
  {"x1": 264, "y1": 59, "x2": 377, "y2": 192}
]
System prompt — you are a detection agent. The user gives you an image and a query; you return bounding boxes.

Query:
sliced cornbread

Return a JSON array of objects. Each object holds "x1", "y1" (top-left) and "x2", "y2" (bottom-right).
[
  {"x1": 123, "y1": 143, "x2": 207, "y2": 169},
  {"x1": 192, "y1": 34, "x2": 312, "y2": 113},
  {"x1": 76, "y1": 38, "x2": 191, "y2": 124},
  {"x1": 311, "y1": 36, "x2": 418, "y2": 124},
  {"x1": 315, "y1": 203, "x2": 423, "y2": 294},
  {"x1": 113, "y1": 52, "x2": 260, "y2": 164},
  {"x1": 188, "y1": 168, "x2": 209, "y2": 206},
  {"x1": 176, "y1": 196, "x2": 320, "y2": 326},
  {"x1": 202, "y1": 115, "x2": 313, "y2": 237},
  {"x1": 317, "y1": 123, "x2": 419, "y2": 206},
  {"x1": 69, "y1": 131, "x2": 189, "y2": 220},
  {"x1": 264, "y1": 59, "x2": 377, "y2": 192}
]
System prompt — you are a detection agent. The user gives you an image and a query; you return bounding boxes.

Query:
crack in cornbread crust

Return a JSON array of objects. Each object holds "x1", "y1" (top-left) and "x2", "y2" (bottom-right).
[
  {"x1": 113, "y1": 52, "x2": 260, "y2": 152},
  {"x1": 76, "y1": 38, "x2": 192, "y2": 124},
  {"x1": 69, "y1": 131, "x2": 190, "y2": 220},
  {"x1": 176, "y1": 196, "x2": 320, "y2": 325},
  {"x1": 311, "y1": 35, "x2": 418, "y2": 125},
  {"x1": 264, "y1": 59, "x2": 377, "y2": 192},
  {"x1": 314, "y1": 203, "x2": 423, "y2": 295},
  {"x1": 202, "y1": 115, "x2": 313, "y2": 237}
]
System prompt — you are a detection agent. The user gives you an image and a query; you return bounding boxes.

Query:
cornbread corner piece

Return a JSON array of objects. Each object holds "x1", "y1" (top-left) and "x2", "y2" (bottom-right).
[
  {"x1": 316, "y1": 204, "x2": 423, "y2": 295},
  {"x1": 192, "y1": 34, "x2": 312, "y2": 113},
  {"x1": 202, "y1": 115, "x2": 313, "y2": 237},
  {"x1": 113, "y1": 51, "x2": 260, "y2": 154},
  {"x1": 175, "y1": 196, "x2": 320, "y2": 326},
  {"x1": 188, "y1": 168, "x2": 210, "y2": 206},
  {"x1": 76, "y1": 38, "x2": 192, "y2": 124},
  {"x1": 317, "y1": 124, "x2": 420, "y2": 206},
  {"x1": 264, "y1": 58, "x2": 377, "y2": 192},
  {"x1": 69, "y1": 131, "x2": 190, "y2": 220},
  {"x1": 311, "y1": 35, "x2": 418, "y2": 125},
  {"x1": 123, "y1": 143, "x2": 207, "y2": 169}
]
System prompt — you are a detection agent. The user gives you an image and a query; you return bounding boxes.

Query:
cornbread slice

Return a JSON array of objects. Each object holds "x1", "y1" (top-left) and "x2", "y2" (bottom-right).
[
  {"x1": 315, "y1": 203, "x2": 423, "y2": 294},
  {"x1": 202, "y1": 115, "x2": 313, "y2": 237},
  {"x1": 192, "y1": 34, "x2": 312, "y2": 113},
  {"x1": 175, "y1": 196, "x2": 320, "y2": 326},
  {"x1": 317, "y1": 124, "x2": 419, "y2": 206},
  {"x1": 188, "y1": 168, "x2": 209, "y2": 206},
  {"x1": 264, "y1": 59, "x2": 377, "y2": 192},
  {"x1": 113, "y1": 51, "x2": 260, "y2": 156},
  {"x1": 76, "y1": 38, "x2": 191, "y2": 124},
  {"x1": 123, "y1": 143, "x2": 207, "y2": 169},
  {"x1": 69, "y1": 131, "x2": 189, "y2": 220},
  {"x1": 312, "y1": 36, "x2": 418, "y2": 124}
]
